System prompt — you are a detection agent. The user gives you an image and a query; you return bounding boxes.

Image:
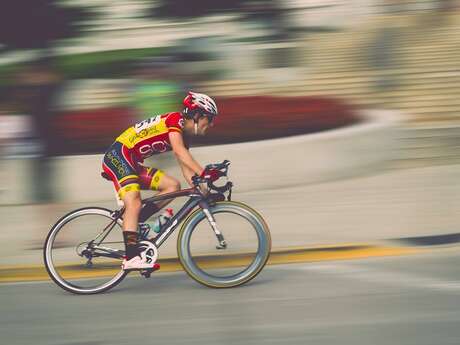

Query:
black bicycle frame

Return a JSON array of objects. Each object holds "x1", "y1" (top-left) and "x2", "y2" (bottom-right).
[
  {"x1": 112, "y1": 187, "x2": 216, "y2": 248},
  {"x1": 146, "y1": 188, "x2": 206, "y2": 248},
  {"x1": 89, "y1": 161, "x2": 232, "y2": 260}
]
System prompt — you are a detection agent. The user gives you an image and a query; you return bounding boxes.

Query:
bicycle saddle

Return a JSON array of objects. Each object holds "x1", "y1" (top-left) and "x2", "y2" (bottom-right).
[{"x1": 101, "y1": 172, "x2": 111, "y2": 181}]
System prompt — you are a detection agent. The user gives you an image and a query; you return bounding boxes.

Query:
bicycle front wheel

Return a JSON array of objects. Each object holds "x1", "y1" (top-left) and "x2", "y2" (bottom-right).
[
  {"x1": 177, "y1": 201, "x2": 271, "y2": 288},
  {"x1": 44, "y1": 207, "x2": 127, "y2": 294}
]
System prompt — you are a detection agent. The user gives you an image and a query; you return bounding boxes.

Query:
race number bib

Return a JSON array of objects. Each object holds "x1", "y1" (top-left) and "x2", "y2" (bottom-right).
[{"x1": 134, "y1": 116, "x2": 161, "y2": 133}]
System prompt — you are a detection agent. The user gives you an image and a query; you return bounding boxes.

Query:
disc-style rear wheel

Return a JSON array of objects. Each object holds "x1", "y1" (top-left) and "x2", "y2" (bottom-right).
[{"x1": 44, "y1": 207, "x2": 127, "y2": 294}]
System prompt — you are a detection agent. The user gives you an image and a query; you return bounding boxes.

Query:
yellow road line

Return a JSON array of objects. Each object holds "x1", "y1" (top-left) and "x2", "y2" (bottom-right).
[
  {"x1": 268, "y1": 245, "x2": 420, "y2": 265},
  {"x1": 0, "y1": 245, "x2": 421, "y2": 283}
]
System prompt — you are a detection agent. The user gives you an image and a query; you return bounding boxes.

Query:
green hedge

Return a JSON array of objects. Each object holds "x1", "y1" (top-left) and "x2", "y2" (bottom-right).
[{"x1": 0, "y1": 47, "x2": 163, "y2": 86}]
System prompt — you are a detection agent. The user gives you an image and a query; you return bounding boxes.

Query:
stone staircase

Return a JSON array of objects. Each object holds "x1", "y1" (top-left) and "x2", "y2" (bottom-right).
[
  {"x1": 394, "y1": 126, "x2": 460, "y2": 168},
  {"x1": 202, "y1": 12, "x2": 460, "y2": 167}
]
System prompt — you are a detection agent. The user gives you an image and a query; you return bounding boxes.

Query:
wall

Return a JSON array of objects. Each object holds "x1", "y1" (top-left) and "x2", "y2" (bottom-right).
[{"x1": 0, "y1": 109, "x2": 400, "y2": 205}]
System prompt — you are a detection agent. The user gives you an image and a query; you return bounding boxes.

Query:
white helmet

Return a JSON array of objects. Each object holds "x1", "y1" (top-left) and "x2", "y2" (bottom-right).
[{"x1": 182, "y1": 91, "x2": 218, "y2": 120}]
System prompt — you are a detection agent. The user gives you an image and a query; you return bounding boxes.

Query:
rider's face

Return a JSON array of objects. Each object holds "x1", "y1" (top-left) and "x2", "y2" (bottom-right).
[
  {"x1": 196, "y1": 115, "x2": 213, "y2": 135},
  {"x1": 184, "y1": 113, "x2": 213, "y2": 136}
]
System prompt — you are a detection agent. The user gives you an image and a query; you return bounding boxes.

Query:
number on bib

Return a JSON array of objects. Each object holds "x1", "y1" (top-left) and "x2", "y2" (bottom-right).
[{"x1": 134, "y1": 116, "x2": 161, "y2": 133}]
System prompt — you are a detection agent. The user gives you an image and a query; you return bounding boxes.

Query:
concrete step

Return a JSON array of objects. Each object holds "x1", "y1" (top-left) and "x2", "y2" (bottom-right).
[
  {"x1": 306, "y1": 73, "x2": 460, "y2": 87},
  {"x1": 400, "y1": 72, "x2": 460, "y2": 83},
  {"x1": 312, "y1": 39, "x2": 460, "y2": 53},
  {"x1": 399, "y1": 105, "x2": 460, "y2": 113},
  {"x1": 401, "y1": 137, "x2": 460, "y2": 150},
  {"x1": 400, "y1": 82, "x2": 460, "y2": 92},
  {"x1": 314, "y1": 53, "x2": 460, "y2": 64},
  {"x1": 304, "y1": 69, "x2": 459, "y2": 80},
  {"x1": 402, "y1": 126, "x2": 460, "y2": 136},
  {"x1": 313, "y1": 47, "x2": 460, "y2": 58},
  {"x1": 399, "y1": 147, "x2": 460, "y2": 160},
  {"x1": 336, "y1": 88, "x2": 460, "y2": 100},
  {"x1": 410, "y1": 113, "x2": 460, "y2": 122},
  {"x1": 314, "y1": 41, "x2": 460, "y2": 54},
  {"x1": 392, "y1": 155, "x2": 460, "y2": 169},
  {"x1": 313, "y1": 64, "x2": 460, "y2": 75},
  {"x1": 303, "y1": 80, "x2": 459, "y2": 93},
  {"x1": 312, "y1": 42, "x2": 460, "y2": 58},
  {"x1": 305, "y1": 81, "x2": 460, "y2": 94},
  {"x1": 397, "y1": 99, "x2": 460, "y2": 109},
  {"x1": 402, "y1": 115, "x2": 460, "y2": 125},
  {"x1": 310, "y1": 61, "x2": 459, "y2": 73},
  {"x1": 395, "y1": 94, "x2": 460, "y2": 102},
  {"x1": 396, "y1": 126, "x2": 460, "y2": 163},
  {"x1": 402, "y1": 46, "x2": 460, "y2": 55},
  {"x1": 293, "y1": 87, "x2": 376, "y2": 96}
]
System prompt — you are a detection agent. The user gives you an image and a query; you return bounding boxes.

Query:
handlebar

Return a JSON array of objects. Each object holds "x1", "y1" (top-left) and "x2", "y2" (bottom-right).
[
  {"x1": 192, "y1": 160, "x2": 233, "y2": 193},
  {"x1": 205, "y1": 160, "x2": 231, "y2": 171}
]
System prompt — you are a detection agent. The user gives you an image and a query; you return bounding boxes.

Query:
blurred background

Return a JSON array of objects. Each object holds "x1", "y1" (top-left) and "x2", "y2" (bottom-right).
[
  {"x1": 0, "y1": 0, "x2": 459, "y2": 256},
  {"x1": 2, "y1": 2, "x2": 460, "y2": 344}
]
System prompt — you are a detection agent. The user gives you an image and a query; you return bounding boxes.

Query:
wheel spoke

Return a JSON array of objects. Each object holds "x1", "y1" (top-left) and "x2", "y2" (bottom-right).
[{"x1": 44, "y1": 207, "x2": 127, "y2": 294}]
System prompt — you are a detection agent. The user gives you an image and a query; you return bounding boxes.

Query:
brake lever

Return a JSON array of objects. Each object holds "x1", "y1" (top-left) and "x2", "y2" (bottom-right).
[{"x1": 192, "y1": 174, "x2": 206, "y2": 187}]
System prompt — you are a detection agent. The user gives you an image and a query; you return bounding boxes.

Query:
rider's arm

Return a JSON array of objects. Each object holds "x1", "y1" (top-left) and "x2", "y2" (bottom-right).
[
  {"x1": 179, "y1": 163, "x2": 196, "y2": 187},
  {"x1": 169, "y1": 131, "x2": 203, "y2": 177}
]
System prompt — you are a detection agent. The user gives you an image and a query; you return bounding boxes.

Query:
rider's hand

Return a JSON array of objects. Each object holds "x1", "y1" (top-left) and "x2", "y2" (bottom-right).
[{"x1": 200, "y1": 168, "x2": 220, "y2": 182}]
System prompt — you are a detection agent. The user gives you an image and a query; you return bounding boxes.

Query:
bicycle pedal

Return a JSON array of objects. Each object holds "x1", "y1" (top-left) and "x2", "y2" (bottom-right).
[
  {"x1": 141, "y1": 271, "x2": 151, "y2": 279},
  {"x1": 139, "y1": 263, "x2": 160, "y2": 278}
]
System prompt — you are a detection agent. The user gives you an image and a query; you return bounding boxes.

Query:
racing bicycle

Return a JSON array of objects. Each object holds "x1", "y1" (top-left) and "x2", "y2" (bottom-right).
[{"x1": 43, "y1": 160, "x2": 271, "y2": 294}]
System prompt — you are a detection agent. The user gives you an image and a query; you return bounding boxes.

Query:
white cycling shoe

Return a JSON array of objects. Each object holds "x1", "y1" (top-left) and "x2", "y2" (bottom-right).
[{"x1": 122, "y1": 241, "x2": 159, "y2": 271}]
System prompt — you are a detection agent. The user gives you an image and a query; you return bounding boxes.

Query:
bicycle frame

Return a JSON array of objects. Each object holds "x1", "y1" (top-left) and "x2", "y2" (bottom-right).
[
  {"x1": 89, "y1": 159, "x2": 233, "y2": 261},
  {"x1": 142, "y1": 187, "x2": 207, "y2": 248},
  {"x1": 90, "y1": 186, "x2": 226, "y2": 260}
]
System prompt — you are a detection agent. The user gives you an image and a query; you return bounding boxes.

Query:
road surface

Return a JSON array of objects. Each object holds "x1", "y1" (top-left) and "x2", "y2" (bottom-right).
[{"x1": 1, "y1": 247, "x2": 460, "y2": 345}]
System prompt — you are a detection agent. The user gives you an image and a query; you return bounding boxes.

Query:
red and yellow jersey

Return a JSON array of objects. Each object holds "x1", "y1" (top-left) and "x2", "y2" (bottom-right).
[{"x1": 116, "y1": 112, "x2": 184, "y2": 160}]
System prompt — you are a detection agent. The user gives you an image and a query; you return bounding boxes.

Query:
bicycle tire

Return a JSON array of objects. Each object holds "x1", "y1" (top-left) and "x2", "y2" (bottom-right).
[
  {"x1": 177, "y1": 201, "x2": 271, "y2": 288},
  {"x1": 43, "y1": 207, "x2": 128, "y2": 295}
]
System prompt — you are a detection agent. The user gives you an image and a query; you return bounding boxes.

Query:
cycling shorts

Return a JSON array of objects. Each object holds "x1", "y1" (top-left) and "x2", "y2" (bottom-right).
[{"x1": 102, "y1": 141, "x2": 164, "y2": 199}]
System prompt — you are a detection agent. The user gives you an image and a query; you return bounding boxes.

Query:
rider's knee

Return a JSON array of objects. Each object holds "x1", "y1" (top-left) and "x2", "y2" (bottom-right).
[
  {"x1": 172, "y1": 179, "x2": 181, "y2": 192},
  {"x1": 123, "y1": 192, "x2": 142, "y2": 211},
  {"x1": 164, "y1": 179, "x2": 181, "y2": 193}
]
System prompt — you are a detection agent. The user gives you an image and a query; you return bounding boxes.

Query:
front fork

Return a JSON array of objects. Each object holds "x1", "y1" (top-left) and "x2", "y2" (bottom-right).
[{"x1": 200, "y1": 201, "x2": 227, "y2": 249}]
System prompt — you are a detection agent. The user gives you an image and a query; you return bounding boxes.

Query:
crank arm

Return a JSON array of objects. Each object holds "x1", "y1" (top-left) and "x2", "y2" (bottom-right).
[{"x1": 82, "y1": 246, "x2": 125, "y2": 259}]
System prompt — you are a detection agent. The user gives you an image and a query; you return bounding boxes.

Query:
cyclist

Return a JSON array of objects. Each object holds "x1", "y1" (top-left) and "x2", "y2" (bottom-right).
[{"x1": 102, "y1": 91, "x2": 221, "y2": 271}]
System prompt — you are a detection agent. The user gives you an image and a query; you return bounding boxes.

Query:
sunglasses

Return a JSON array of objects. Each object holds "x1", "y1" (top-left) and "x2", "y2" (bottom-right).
[{"x1": 206, "y1": 115, "x2": 215, "y2": 124}]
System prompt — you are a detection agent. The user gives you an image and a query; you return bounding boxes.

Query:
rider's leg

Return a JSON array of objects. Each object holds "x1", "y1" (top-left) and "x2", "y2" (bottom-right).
[
  {"x1": 153, "y1": 173, "x2": 181, "y2": 210},
  {"x1": 121, "y1": 189, "x2": 142, "y2": 260},
  {"x1": 138, "y1": 168, "x2": 181, "y2": 211},
  {"x1": 101, "y1": 142, "x2": 151, "y2": 264},
  {"x1": 121, "y1": 174, "x2": 180, "y2": 268}
]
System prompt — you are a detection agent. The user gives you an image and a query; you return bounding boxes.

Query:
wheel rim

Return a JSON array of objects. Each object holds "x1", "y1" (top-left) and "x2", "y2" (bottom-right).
[
  {"x1": 179, "y1": 203, "x2": 270, "y2": 287},
  {"x1": 44, "y1": 208, "x2": 126, "y2": 293}
]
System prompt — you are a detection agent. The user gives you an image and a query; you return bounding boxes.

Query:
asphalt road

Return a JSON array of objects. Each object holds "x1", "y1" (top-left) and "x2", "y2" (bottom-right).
[{"x1": 2, "y1": 248, "x2": 460, "y2": 345}]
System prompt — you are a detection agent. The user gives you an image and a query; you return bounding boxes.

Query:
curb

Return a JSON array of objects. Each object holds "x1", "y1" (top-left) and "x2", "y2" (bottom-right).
[
  {"x1": 0, "y1": 243, "x2": 422, "y2": 283},
  {"x1": 391, "y1": 232, "x2": 460, "y2": 246}
]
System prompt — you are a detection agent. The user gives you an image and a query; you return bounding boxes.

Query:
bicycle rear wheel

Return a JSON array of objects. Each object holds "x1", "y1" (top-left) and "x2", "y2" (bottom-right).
[
  {"x1": 177, "y1": 201, "x2": 271, "y2": 288},
  {"x1": 43, "y1": 207, "x2": 127, "y2": 294}
]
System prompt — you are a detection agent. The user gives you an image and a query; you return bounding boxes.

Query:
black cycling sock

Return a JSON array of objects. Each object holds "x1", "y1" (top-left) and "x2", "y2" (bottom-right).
[{"x1": 123, "y1": 231, "x2": 139, "y2": 260}]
